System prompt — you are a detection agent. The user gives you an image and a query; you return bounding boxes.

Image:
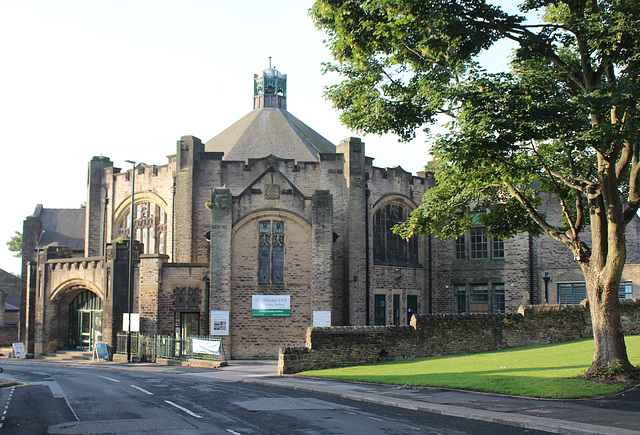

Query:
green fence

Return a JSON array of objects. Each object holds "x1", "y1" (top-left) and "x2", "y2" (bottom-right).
[{"x1": 116, "y1": 333, "x2": 226, "y2": 362}]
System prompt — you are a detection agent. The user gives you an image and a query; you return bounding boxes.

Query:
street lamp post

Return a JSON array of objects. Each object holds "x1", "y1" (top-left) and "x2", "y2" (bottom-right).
[{"x1": 125, "y1": 160, "x2": 136, "y2": 363}]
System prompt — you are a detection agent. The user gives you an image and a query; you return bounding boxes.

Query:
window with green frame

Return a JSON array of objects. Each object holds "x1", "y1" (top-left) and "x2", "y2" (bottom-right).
[
  {"x1": 374, "y1": 295, "x2": 386, "y2": 325},
  {"x1": 619, "y1": 282, "x2": 633, "y2": 299},
  {"x1": 492, "y1": 283, "x2": 505, "y2": 313},
  {"x1": 469, "y1": 284, "x2": 489, "y2": 312},
  {"x1": 454, "y1": 285, "x2": 466, "y2": 313},
  {"x1": 469, "y1": 227, "x2": 488, "y2": 259},
  {"x1": 407, "y1": 295, "x2": 418, "y2": 324},
  {"x1": 558, "y1": 282, "x2": 587, "y2": 304}
]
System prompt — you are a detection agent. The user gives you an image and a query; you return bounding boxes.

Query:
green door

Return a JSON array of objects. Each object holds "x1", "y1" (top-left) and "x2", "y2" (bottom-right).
[{"x1": 69, "y1": 291, "x2": 103, "y2": 350}]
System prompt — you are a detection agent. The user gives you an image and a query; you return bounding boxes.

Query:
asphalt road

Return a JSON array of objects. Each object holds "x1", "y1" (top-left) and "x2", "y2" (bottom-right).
[{"x1": 0, "y1": 360, "x2": 544, "y2": 434}]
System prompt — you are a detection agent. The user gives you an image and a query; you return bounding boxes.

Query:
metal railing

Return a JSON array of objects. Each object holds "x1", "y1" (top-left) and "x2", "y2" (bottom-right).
[{"x1": 116, "y1": 333, "x2": 226, "y2": 362}]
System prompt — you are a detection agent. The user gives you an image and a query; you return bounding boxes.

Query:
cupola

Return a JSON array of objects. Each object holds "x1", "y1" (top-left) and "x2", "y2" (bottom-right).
[{"x1": 254, "y1": 58, "x2": 287, "y2": 110}]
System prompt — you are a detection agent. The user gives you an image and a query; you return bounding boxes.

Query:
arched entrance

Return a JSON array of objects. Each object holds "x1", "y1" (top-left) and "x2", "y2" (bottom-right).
[{"x1": 68, "y1": 290, "x2": 103, "y2": 350}]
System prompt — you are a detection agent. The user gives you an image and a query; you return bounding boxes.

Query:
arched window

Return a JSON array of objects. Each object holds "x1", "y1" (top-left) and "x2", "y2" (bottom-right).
[
  {"x1": 259, "y1": 220, "x2": 285, "y2": 284},
  {"x1": 374, "y1": 203, "x2": 419, "y2": 265},
  {"x1": 118, "y1": 202, "x2": 168, "y2": 255}
]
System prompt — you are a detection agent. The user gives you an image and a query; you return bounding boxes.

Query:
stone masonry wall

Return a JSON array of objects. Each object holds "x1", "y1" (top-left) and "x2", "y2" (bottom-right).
[
  {"x1": 0, "y1": 325, "x2": 19, "y2": 346},
  {"x1": 278, "y1": 299, "x2": 640, "y2": 374}
]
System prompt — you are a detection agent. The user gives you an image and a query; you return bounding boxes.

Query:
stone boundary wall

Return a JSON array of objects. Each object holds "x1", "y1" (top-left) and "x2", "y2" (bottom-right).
[{"x1": 278, "y1": 300, "x2": 640, "y2": 374}]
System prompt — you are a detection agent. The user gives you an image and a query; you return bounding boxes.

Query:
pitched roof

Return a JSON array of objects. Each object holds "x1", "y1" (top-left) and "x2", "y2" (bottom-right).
[
  {"x1": 204, "y1": 108, "x2": 336, "y2": 162},
  {"x1": 0, "y1": 269, "x2": 20, "y2": 284},
  {"x1": 37, "y1": 209, "x2": 85, "y2": 252}
]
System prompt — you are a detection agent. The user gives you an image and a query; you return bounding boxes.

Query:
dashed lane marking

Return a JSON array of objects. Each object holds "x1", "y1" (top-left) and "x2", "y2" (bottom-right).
[
  {"x1": 130, "y1": 385, "x2": 154, "y2": 395},
  {"x1": 0, "y1": 386, "x2": 15, "y2": 429},
  {"x1": 98, "y1": 375, "x2": 121, "y2": 383},
  {"x1": 164, "y1": 400, "x2": 203, "y2": 419}
]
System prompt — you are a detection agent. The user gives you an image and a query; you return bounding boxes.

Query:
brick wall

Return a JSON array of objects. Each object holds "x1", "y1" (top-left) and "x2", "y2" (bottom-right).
[{"x1": 278, "y1": 299, "x2": 640, "y2": 374}]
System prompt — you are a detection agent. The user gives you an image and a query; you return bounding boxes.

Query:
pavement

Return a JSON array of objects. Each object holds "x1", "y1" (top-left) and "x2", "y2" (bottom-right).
[{"x1": 0, "y1": 359, "x2": 639, "y2": 435}]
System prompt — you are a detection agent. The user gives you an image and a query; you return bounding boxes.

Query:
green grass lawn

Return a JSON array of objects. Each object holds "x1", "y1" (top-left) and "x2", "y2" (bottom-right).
[{"x1": 299, "y1": 335, "x2": 640, "y2": 398}]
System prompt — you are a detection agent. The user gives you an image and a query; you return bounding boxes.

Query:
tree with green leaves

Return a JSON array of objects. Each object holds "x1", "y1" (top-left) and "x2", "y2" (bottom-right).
[
  {"x1": 312, "y1": 0, "x2": 640, "y2": 380},
  {"x1": 7, "y1": 231, "x2": 22, "y2": 258}
]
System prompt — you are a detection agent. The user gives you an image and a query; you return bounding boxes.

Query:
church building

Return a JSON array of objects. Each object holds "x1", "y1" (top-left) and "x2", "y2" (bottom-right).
[{"x1": 19, "y1": 66, "x2": 640, "y2": 359}]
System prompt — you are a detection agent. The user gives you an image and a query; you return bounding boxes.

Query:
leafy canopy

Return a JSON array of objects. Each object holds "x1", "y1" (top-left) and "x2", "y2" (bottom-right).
[
  {"x1": 7, "y1": 231, "x2": 22, "y2": 258},
  {"x1": 312, "y1": 0, "x2": 640, "y2": 248}
]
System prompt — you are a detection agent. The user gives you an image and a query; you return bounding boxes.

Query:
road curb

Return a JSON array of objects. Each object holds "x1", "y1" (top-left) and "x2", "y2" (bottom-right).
[{"x1": 0, "y1": 377, "x2": 19, "y2": 388}]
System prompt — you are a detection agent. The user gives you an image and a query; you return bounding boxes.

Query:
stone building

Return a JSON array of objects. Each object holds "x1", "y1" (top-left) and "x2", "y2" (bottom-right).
[
  {"x1": 19, "y1": 66, "x2": 640, "y2": 359},
  {"x1": 0, "y1": 268, "x2": 21, "y2": 344}
]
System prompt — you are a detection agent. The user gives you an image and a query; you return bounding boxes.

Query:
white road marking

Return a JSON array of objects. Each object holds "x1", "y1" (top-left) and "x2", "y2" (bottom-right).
[
  {"x1": 97, "y1": 375, "x2": 121, "y2": 383},
  {"x1": 130, "y1": 385, "x2": 154, "y2": 395},
  {"x1": 164, "y1": 400, "x2": 203, "y2": 419},
  {"x1": 64, "y1": 395, "x2": 80, "y2": 421},
  {"x1": 226, "y1": 429, "x2": 242, "y2": 435}
]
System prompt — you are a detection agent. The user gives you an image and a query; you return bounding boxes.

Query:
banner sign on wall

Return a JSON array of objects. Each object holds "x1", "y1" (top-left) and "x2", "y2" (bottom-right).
[
  {"x1": 252, "y1": 295, "x2": 290, "y2": 317},
  {"x1": 192, "y1": 338, "x2": 221, "y2": 355},
  {"x1": 210, "y1": 310, "x2": 230, "y2": 336},
  {"x1": 313, "y1": 310, "x2": 331, "y2": 327}
]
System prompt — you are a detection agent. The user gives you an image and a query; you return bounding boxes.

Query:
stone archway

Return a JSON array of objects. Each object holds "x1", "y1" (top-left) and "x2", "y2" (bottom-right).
[
  {"x1": 68, "y1": 290, "x2": 103, "y2": 350},
  {"x1": 49, "y1": 280, "x2": 105, "y2": 353}
]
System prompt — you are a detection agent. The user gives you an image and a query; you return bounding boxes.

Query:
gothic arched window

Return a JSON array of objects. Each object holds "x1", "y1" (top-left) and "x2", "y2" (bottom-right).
[
  {"x1": 259, "y1": 220, "x2": 285, "y2": 284},
  {"x1": 118, "y1": 202, "x2": 168, "y2": 255},
  {"x1": 373, "y1": 204, "x2": 419, "y2": 265}
]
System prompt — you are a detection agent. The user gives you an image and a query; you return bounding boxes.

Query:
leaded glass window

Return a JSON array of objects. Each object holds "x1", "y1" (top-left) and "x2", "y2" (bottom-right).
[
  {"x1": 259, "y1": 220, "x2": 284, "y2": 284},
  {"x1": 118, "y1": 202, "x2": 167, "y2": 255},
  {"x1": 373, "y1": 204, "x2": 418, "y2": 265}
]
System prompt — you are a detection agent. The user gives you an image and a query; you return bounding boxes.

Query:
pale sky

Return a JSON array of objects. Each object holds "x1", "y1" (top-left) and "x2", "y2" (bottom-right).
[{"x1": 0, "y1": 0, "x2": 523, "y2": 276}]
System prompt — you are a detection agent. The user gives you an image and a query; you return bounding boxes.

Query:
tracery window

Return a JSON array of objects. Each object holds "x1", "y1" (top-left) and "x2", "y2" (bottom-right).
[
  {"x1": 374, "y1": 204, "x2": 419, "y2": 265},
  {"x1": 259, "y1": 220, "x2": 284, "y2": 284},
  {"x1": 118, "y1": 202, "x2": 168, "y2": 255}
]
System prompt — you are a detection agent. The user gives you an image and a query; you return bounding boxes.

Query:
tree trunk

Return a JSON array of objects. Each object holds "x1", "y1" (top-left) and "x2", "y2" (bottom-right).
[{"x1": 581, "y1": 267, "x2": 637, "y2": 381}]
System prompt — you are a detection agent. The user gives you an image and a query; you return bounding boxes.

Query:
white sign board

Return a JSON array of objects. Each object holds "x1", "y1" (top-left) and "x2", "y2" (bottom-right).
[
  {"x1": 12, "y1": 342, "x2": 26, "y2": 358},
  {"x1": 122, "y1": 313, "x2": 140, "y2": 332},
  {"x1": 313, "y1": 310, "x2": 332, "y2": 327},
  {"x1": 192, "y1": 338, "x2": 221, "y2": 355},
  {"x1": 210, "y1": 310, "x2": 230, "y2": 336},
  {"x1": 252, "y1": 295, "x2": 290, "y2": 317}
]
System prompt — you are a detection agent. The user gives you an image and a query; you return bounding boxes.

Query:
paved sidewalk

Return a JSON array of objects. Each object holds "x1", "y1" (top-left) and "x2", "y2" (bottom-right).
[{"x1": 1, "y1": 358, "x2": 639, "y2": 434}]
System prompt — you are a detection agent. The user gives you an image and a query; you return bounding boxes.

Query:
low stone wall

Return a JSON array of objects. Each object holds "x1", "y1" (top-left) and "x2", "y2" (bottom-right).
[{"x1": 278, "y1": 300, "x2": 640, "y2": 374}]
